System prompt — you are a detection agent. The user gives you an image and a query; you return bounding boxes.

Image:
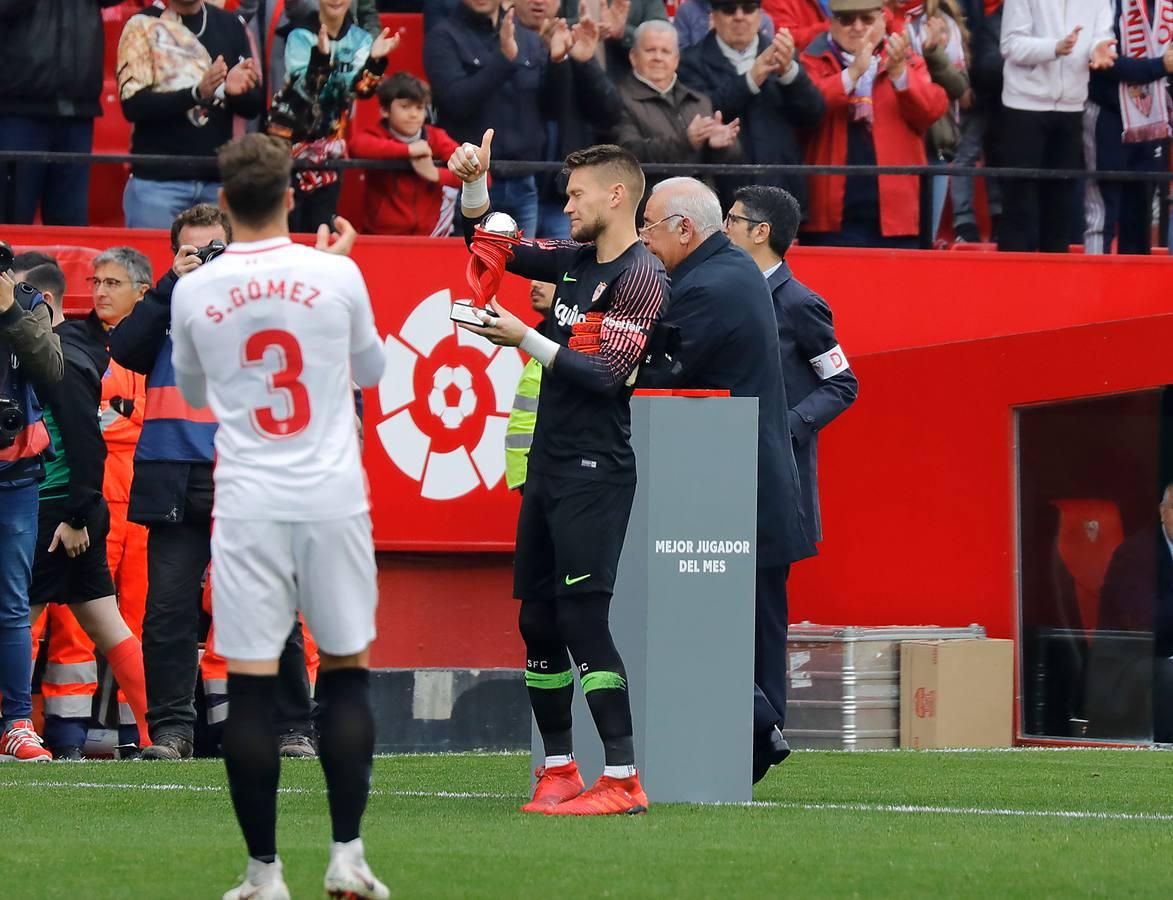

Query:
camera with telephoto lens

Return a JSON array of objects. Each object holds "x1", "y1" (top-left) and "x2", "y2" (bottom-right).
[
  {"x1": 0, "y1": 397, "x2": 25, "y2": 449},
  {"x1": 194, "y1": 241, "x2": 227, "y2": 265},
  {"x1": 1, "y1": 243, "x2": 25, "y2": 448}
]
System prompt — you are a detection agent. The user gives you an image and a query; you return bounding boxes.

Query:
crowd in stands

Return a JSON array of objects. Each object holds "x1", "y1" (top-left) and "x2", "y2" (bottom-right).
[{"x1": 0, "y1": 0, "x2": 1171, "y2": 251}]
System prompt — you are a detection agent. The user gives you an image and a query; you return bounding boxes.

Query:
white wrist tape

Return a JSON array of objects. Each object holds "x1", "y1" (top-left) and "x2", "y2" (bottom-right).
[
  {"x1": 461, "y1": 174, "x2": 489, "y2": 210},
  {"x1": 520, "y1": 327, "x2": 559, "y2": 368}
]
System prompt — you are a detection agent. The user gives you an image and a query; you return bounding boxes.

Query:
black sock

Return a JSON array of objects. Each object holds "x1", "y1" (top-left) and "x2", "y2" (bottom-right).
[
  {"x1": 316, "y1": 668, "x2": 374, "y2": 844},
  {"x1": 557, "y1": 592, "x2": 635, "y2": 768},
  {"x1": 223, "y1": 674, "x2": 280, "y2": 862},
  {"x1": 518, "y1": 599, "x2": 575, "y2": 758}
]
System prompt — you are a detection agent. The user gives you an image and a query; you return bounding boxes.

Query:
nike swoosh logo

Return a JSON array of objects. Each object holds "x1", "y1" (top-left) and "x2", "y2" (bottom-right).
[
  {"x1": 564, "y1": 573, "x2": 592, "y2": 586},
  {"x1": 562, "y1": 273, "x2": 577, "y2": 282}
]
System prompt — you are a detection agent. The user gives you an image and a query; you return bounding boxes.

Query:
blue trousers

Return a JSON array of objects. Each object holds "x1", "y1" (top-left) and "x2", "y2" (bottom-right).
[
  {"x1": 0, "y1": 116, "x2": 93, "y2": 225},
  {"x1": 0, "y1": 484, "x2": 38, "y2": 726},
  {"x1": 123, "y1": 176, "x2": 220, "y2": 230},
  {"x1": 487, "y1": 176, "x2": 538, "y2": 238}
]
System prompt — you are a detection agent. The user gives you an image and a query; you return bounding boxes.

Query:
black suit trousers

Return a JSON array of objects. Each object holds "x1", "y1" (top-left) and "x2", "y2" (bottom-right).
[{"x1": 754, "y1": 563, "x2": 791, "y2": 733}]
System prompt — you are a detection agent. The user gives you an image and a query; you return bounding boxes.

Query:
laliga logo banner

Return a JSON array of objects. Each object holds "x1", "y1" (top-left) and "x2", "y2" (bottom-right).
[{"x1": 376, "y1": 288, "x2": 524, "y2": 501}]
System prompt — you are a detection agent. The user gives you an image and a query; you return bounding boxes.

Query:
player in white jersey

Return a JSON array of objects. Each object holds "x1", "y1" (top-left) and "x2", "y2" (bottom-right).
[{"x1": 170, "y1": 134, "x2": 389, "y2": 900}]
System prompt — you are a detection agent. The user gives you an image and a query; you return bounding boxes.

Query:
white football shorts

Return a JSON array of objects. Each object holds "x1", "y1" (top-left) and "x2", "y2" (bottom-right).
[{"x1": 209, "y1": 513, "x2": 378, "y2": 660}]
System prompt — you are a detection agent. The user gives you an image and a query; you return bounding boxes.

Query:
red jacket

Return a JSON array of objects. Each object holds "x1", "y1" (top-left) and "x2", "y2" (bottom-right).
[
  {"x1": 348, "y1": 123, "x2": 465, "y2": 236},
  {"x1": 800, "y1": 33, "x2": 947, "y2": 237},
  {"x1": 762, "y1": 0, "x2": 829, "y2": 50}
]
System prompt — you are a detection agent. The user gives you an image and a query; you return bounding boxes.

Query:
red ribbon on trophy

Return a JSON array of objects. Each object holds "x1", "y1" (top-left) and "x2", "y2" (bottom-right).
[{"x1": 465, "y1": 212, "x2": 521, "y2": 308}]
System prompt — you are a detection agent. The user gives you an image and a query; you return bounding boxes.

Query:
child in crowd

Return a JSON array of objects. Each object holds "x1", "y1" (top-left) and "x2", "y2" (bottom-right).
[
  {"x1": 266, "y1": 3, "x2": 398, "y2": 232},
  {"x1": 348, "y1": 72, "x2": 467, "y2": 237}
]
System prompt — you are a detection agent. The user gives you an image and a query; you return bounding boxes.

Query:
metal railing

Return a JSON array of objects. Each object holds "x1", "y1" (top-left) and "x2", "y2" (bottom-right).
[{"x1": 2, "y1": 150, "x2": 1170, "y2": 249}]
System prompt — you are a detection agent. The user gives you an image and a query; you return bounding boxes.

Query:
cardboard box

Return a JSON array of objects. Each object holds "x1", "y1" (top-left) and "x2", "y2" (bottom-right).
[{"x1": 900, "y1": 639, "x2": 1014, "y2": 748}]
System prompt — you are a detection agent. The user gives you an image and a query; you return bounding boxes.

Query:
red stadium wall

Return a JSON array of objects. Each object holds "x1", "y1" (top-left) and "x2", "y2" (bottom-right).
[{"x1": 8, "y1": 227, "x2": 1173, "y2": 684}]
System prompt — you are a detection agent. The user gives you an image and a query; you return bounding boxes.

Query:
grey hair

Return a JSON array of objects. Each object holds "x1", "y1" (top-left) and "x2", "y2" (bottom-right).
[
  {"x1": 634, "y1": 19, "x2": 679, "y2": 50},
  {"x1": 93, "y1": 246, "x2": 153, "y2": 287},
  {"x1": 650, "y1": 177, "x2": 723, "y2": 239}
]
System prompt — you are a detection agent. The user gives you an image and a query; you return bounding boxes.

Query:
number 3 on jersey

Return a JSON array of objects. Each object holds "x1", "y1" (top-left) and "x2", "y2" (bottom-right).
[{"x1": 242, "y1": 329, "x2": 311, "y2": 438}]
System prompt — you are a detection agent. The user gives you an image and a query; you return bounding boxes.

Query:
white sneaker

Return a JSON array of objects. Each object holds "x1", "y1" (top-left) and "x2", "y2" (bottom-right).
[
  {"x1": 324, "y1": 838, "x2": 390, "y2": 899},
  {"x1": 222, "y1": 858, "x2": 290, "y2": 900}
]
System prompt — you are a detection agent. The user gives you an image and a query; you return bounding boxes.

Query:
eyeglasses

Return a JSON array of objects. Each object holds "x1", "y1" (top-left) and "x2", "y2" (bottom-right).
[
  {"x1": 639, "y1": 213, "x2": 684, "y2": 235},
  {"x1": 88, "y1": 276, "x2": 129, "y2": 291},
  {"x1": 713, "y1": 2, "x2": 760, "y2": 13},
  {"x1": 834, "y1": 10, "x2": 880, "y2": 25},
  {"x1": 725, "y1": 212, "x2": 765, "y2": 228}
]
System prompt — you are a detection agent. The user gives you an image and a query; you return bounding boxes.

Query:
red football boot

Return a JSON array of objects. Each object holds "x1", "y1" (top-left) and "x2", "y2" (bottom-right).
[
  {"x1": 520, "y1": 761, "x2": 585, "y2": 813},
  {"x1": 546, "y1": 772, "x2": 648, "y2": 816}
]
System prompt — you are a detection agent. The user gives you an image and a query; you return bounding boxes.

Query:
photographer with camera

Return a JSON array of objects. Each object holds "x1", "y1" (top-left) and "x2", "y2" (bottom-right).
[
  {"x1": 108, "y1": 203, "x2": 317, "y2": 760},
  {"x1": 0, "y1": 245, "x2": 64, "y2": 761}
]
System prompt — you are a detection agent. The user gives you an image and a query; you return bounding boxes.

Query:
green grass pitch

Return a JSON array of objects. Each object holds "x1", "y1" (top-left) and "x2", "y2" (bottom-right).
[{"x1": 3, "y1": 749, "x2": 1171, "y2": 898}]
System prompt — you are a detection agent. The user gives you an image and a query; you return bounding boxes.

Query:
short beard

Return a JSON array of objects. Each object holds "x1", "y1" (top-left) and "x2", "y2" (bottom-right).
[{"x1": 571, "y1": 214, "x2": 607, "y2": 243}]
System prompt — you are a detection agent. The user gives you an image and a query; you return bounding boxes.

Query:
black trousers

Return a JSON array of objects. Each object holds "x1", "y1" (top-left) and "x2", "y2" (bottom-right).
[
  {"x1": 142, "y1": 475, "x2": 313, "y2": 741},
  {"x1": 998, "y1": 108, "x2": 1083, "y2": 253},
  {"x1": 290, "y1": 178, "x2": 342, "y2": 234},
  {"x1": 754, "y1": 563, "x2": 791, "y2": 733}
]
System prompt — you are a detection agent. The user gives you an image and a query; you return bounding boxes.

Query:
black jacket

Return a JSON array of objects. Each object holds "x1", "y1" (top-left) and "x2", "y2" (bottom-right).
[
  {"x1": 0, "y1": 0, "x2": 122, "y2": 118},
  {"x1": 679, "y1": 33, "x2": 825, "y2": 207},
  {"x1": 39, "y1": 312, "x2": 109, "y2": 526},
  {"x1": 638, "y1": 234, "x2": 815, "y2": 567},
  {"x1": 539, "y1": 56, "x2": 623, "y2": 204},
  {"x1": 423, "y1": 3, "x2": 555, "y2": 162},
  {"x1": 1100, "y1": 527, "x2": 1173, "y2": 659},
  {"x1": 1085, "y1": 526, "x2": 1173, "y2": 741},
  {"x1": 961, "y1": 0, "x2": 1003, "y2": 104},
  {"x1": 767, "y1": 262, "x2": 857, "y2": 543}
]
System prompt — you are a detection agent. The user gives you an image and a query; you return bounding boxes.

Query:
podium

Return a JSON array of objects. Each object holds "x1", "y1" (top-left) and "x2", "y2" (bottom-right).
[{"x1": 532, "y1": 393, "x2": 759, "y2": 803}]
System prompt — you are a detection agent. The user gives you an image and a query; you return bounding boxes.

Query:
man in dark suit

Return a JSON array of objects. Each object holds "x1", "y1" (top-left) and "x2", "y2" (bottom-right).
[
  {"x1": 637, "y1": 176, "x2": 816, "y2": 783},
  {"x1": 677, "y1": 0, "x2": 824, "y2": 208},
  {"x1": 723, "y1": 185, "x2": 857, "y2": 543},
  {"x1": 1092, "y1": 484, "x2": 1173, "y2": 742}
]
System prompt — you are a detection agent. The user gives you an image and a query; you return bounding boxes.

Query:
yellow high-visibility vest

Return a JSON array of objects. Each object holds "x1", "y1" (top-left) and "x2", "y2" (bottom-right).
[{"x1": 505, "y1": 358, "x2": 542, "y2": 490}]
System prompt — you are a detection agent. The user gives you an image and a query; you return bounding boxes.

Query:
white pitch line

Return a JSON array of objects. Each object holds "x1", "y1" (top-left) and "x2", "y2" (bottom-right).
[
  {"x1": 0, "y1": 780, "x2": 511, "y2": 801},
  {"x1": 745, "y1": 800, "x2": 1173, "y2": 822},
  {"x1": 2, "y1": 780, "x2": 1171, "y2": 822}
]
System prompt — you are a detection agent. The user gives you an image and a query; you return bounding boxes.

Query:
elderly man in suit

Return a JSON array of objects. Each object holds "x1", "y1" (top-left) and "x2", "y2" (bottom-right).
[
  {"x1": 637, "y1": 176, "x2": 815, "y2": 784},
  {"x1": 723, "y1": 185, "x2": 857, "y2": 544}
]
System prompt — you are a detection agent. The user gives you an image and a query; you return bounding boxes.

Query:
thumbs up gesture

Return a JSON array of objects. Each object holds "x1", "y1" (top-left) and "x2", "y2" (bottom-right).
[{"x1": 448, "y1": 128, "x2": 494, "y2": 183}]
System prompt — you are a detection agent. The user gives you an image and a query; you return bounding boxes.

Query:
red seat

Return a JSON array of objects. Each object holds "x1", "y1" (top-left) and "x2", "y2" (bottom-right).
[
  {"x1": 379, "y1": 14, "x2": 425, "y2": 81},
  {"x1": 335, "y1": 170, "x2": 370, "y2": 232},
  {"x1": 1051, "y1": 499, "x2": 1125, "y2": 638},
  {"x1": 13, "y1": 245, "x2": 103, "y2": 320},
  {"x1": 90, "y1": 77, "x2": 132, "y2": 227}
]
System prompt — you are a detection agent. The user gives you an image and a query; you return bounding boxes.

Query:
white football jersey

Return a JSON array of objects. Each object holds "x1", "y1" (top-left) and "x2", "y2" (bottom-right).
[{"x1": 170, "y1": 237, "x2": 381, "y2": 522}]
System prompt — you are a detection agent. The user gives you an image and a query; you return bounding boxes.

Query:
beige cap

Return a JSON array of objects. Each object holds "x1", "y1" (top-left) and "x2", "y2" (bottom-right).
[{"x1": 828, "y1": 0, "x2": 883, "y2": 11}]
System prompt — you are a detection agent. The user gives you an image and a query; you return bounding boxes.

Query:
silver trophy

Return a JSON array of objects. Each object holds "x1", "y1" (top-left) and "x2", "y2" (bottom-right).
[
  {"x1": 452, "y1": 212, "x2": 522, "y2": 326},
  {"x1": 481, "y1": 211, "x2": 521, "y2": 239}
]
